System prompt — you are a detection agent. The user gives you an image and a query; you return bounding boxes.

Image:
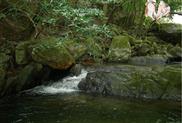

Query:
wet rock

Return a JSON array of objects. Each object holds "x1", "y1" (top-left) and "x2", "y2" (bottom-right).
[
  {"x1": 108, "y1": 35, "x2": 131, "y2": 62},
  {"x1": 31, "y1": 38, "x2": 75, "y2": 70},
  {"x1": 78, "y1": 65, "x2": 181, "y2": 100},
  {"x1": 70, "y1": 64, "x2": 83, "y2": 76}
]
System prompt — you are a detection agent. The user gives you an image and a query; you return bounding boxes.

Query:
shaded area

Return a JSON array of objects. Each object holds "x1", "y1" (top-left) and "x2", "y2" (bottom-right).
[{"x1": 0, "y1": 93, "x2": 181, "y2": 123}]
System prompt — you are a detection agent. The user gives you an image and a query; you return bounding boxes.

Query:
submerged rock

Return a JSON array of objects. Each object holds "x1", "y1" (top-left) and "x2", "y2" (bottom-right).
[
  {"x1": 79, "y1": 65, "x2": 181, "y2": 100},
  {"x1": 31, "y1": 38, "x2": 75, "y2": 70},
  {"x1": 108, "y1": 35, "x2": 131, "y2": 62}
]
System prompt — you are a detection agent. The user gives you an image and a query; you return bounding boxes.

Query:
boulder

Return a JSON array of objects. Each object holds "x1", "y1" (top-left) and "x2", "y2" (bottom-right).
[
  {"x1": 15, "y1": 41, "x2": 32, "y2": 65},
  {"x1": 0, "y1": 53, "x2": 10, "y2": 69},
  {"x1": 14, "y1": 63, "x2": 43, "y2": 91},
  {"x1": 78, "y1": 65, "x2": 181, "y2": 100},
  {"x1": 0, "y1": 50, "x2": 11, "y2": 96},
  {"x1": 31, "y1": 38, "x2": 75, "y2": 70},
  {"x1": 0, "y1": 10, "x2": 35, "y2": 41},
  {"x1": 168, "y1": 46, "x2": 182, "y2": 58},
  {"x1": 1, "y1": 63, "x2": 43, "y2": 95},
  {"x1": 154, "y1": 23, "x2": 182, "y2": 45},
  {"x1": 63, "y1": 40, "x2": 87, "y2": 60},
  {"x1": 0, "y1": 0, "x2": 38, "y2": 41},
  {"x1": 108, "y1": 35, "x2": 131, "y2": 62},
  {"x1": 0, "y1": 67, "x2": 6, "y2": 93},
  {"x1": 128, "y1": 55, "x2": 168, "y2": 65},
  {"x1": 70, "y1": 64, "x2": 83, "y2": 76}
]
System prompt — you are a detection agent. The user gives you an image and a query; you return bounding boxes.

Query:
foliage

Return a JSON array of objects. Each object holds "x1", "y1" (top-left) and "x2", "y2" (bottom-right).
[
  {"x1": 35, "y1": 0, "x2": 113, "y2": 38},
  {"x1": 1, "y1": 0, "x2": 181, "y2": 39}
]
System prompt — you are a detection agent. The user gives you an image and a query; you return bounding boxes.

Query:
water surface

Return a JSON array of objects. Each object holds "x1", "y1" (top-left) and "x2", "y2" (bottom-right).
[{"x1": 0, "y1": 93, "x2": 181, "y2": 123}]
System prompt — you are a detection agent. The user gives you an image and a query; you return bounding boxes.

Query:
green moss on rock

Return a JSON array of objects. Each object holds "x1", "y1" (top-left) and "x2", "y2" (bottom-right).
[
  {"x1": 63, "y1": 40, "x2": 87, "y2": 60},
  {"x1": 31, "y1": 38, "x2": 75, "y2": 70},
  {"x1": 108, "y1": 35, "x2": 131, "y2": 62}
]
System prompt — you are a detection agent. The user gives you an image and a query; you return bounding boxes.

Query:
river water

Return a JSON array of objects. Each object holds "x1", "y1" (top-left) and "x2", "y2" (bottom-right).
[{"x1": 0, "y1": 69, "x2": 181, "y2": 123}]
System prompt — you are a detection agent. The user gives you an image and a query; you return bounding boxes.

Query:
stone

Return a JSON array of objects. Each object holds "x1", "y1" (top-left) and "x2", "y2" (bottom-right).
[
  {"x1": 0, "y1": 63, "x2": 43, "y2": 96},
  {"x1": 108, "y1": 35, "x2": 131, "y2": 62},
  {"x1": 78, "y1": 65, "x2": 181, "y2": 100},
  {"x1": 31, "y1": 38, "x2": 75, "y2": 70},
  {"x1": 0, "y1": 67, "x2": 6, "y2": 94},
  {"x1": 0, "y1": 0, "x2": 38, "y2": 41},
  {"x1": 0, "y1": 52, "x2": 10, "y2": 69},
  {"x1": 128, "y1": 55, "x2": 168, "y2": 65},
  {"x1": 15, "y1": 41, "x2": 31, "y2": 65},
  {"x1": 168, "y1": 46, "x2": 182, "y2": 58},
  {"x1": 155, "y1": 23, "x2": 182, "y2": 45},
  {"x1": 63, "y1": 40, "x2": 87, "y2": 60},
  {"x1": 70, "y1": 64, "x2": 83, "y2": 76},
  {"x1": 14, "y1": 63, "x2": 43, "y2": 91}
]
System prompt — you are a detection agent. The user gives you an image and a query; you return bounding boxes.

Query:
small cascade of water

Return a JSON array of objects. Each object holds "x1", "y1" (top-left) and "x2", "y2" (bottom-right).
[{"x1": 29, "y1": 69, "x2": 88, "y2": 94}]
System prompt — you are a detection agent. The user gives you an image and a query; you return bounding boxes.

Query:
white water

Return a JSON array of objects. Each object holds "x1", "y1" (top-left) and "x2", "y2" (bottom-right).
[{"x1": 30, "y1": 69, "x2": 88, "y2": 94}]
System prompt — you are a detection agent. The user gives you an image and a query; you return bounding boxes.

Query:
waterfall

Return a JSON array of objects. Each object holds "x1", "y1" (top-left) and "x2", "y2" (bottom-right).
[{"x1": 29, "y1": 69, "x2": 88, "y2": 94}]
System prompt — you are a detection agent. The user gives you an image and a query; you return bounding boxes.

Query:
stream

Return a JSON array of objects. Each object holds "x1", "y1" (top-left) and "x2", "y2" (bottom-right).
[{"x1": 0, "y1": 67, "x2": 181, "y2": 123}]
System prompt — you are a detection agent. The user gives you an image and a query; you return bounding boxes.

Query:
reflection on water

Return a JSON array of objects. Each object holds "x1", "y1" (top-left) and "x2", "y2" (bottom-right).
[{"x1": 0, "y1": 93, "x2": 181, "y2": 123}]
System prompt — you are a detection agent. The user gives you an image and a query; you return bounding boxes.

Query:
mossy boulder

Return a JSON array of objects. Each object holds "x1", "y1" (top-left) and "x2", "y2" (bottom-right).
[
  {"x1": 108, "y1": 35, "x2": 131, "y2": 62},
  {"x1": 31, "y1": 38, "x2": 75, "y2": 70},
  {"x1": 63, "y1": 40, "x2": 87, "y2": 60},
  {"x1": 15, "y1": 41, "x2": 33, "y2": 65},
  {"x1": 79, "y1": 65, "x2": 181, "y2": 100},
  {"x1": 0, "y1": 0, "x2": 37, "y2": 41}
]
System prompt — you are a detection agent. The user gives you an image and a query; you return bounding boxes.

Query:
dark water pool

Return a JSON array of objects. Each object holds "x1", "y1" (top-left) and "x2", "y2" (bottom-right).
[{"x1": 0, "y1": 93, "x2": 181, "y2": 123}]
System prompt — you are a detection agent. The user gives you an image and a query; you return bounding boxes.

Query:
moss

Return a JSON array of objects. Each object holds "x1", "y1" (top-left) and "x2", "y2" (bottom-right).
[
  {"x1": 31, "y1": 37, "x2": 75, "y2": 70},
  {"x1": 108, "y1": 35, "x2": 131, "y2": 62},
  {"x1": 63, "y1": 40, "x2": 87, "y2": 60}
]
